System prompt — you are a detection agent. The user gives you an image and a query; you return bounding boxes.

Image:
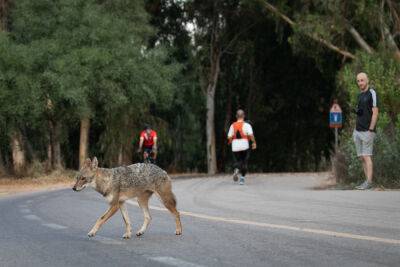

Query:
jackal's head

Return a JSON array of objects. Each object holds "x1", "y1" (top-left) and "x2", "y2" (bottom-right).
[{"x1": 72, "y1": 157, "x2": 98, "y2": 191}]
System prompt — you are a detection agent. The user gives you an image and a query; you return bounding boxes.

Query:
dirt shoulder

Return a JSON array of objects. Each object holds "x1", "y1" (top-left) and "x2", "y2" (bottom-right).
[
  {"x1": 0, "y1": 171, "x2": 344, "y2": 198},
  {"x1": 0, "y1": 171, "x2": 206, "y2": 197},
  {"x1": 0, "y1": 171, "x2": 75, "y2": 197}
]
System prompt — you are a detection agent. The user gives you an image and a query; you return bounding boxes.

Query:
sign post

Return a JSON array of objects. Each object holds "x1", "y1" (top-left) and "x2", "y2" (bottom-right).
[{"x1": 329, "y1": 102, "x2": 342, "y2": 152}]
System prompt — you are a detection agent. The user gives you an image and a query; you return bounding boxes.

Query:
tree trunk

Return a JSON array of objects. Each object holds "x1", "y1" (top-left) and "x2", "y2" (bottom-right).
[
  {"x1": 346, "y1": 24, "x2": 374, "y2": 54},
  {"x1": 171, "y1": 115, "x2": 182, "y2": 172},
  {"x1": 206, "y1": 46, "x2": 221, "y2": 175},
  {"x1": 10, "y1": 129, "x2": 26, "y2": 176},
  {"x1": 79, "y1": 117, "x2": 90, "y2": 169},
  {"x1": 117, "y1": 144, "x2": 123, "y2": 166},
  {"x1": 0, "y1": 0, "x2": 9, "y2": 32},
  {"x1": 263, "y1": 1, "x2": 356, "y2": 59},
  {"x1": 206, "y1": 88, "x2": 217, "y2": 175},
  {"x1": 383, "y1": 25, "x2": 400, "y2": 61},
  {"x1": 46, "y1": 127, "x2": 53, "y2": 171},
  {"x1": 205, "y1": 9, "x2": 223, "y2": 175},
  {"x1": 52, "y1": 121, "x2": 63, "y2": 169},
  {"x1": 22, "y1": 127, "x2": 38, "y2": 163},
  {"x1": 0, "y1": 149, "x2": 5, "y2": 176}
]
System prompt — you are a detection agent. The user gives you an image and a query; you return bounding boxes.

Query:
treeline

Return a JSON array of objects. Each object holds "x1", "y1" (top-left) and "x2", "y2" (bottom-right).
[
  {"x1": 0, "y1": 0, "x2": 203, "y2": 176},
  {"x1": 0, "y1": 1, "x2": 399, "y2": 182}
]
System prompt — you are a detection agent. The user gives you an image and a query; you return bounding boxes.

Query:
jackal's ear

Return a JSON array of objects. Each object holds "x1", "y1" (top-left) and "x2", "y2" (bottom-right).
[
  {"x1": 84, "y1": 158, "x2": 91, "y2": 167},
  {"x1": 91, "y1": 157, "x2": 98, "y2": 170}
]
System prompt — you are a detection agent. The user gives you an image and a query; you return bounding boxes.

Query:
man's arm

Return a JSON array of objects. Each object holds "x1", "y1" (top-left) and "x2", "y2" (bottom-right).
[
  {"x1": 137, "y1": 137, "x2": 144, "y2": 152},
  {"x1": 153, "y1": 137, "x2": 158, "y2": 150},
  {"x1": 369, "y1": 107, "x2": 379, "y2": 131},
  {"x1": 249, "y1": 135, "x2": 257, "y2": 150},
  {"x1": 227, "y1": 125, "x2": 234, "y2": 144},
  {"x1": 246, "y1": 124, "x2": 256, "y2": 149}
]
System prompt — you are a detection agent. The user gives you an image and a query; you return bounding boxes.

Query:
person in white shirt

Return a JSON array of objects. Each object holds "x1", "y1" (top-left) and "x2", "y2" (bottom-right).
[{"x1": 227, "y1": 109, "x2": 257, "y2": 185}]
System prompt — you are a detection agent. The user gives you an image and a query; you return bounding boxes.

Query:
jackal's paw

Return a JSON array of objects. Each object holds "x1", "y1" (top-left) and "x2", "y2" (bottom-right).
[
  {"x1": 87, "y1": 230, "x2": 96, "y2": 238},
  {"x1": 175, "y1": 229, "x2": 182, "y2": 235},
  {"x1": 136, "y1": 231, "x2": 144, "y2": 237},
  {"x1": 122, "y1": 233, "x2": 131, "y2": 239}
]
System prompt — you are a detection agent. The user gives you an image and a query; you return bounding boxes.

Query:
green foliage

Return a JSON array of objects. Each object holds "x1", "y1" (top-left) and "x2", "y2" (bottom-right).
[
  {"x1": 339, "y1": 115, "x2": 400, "y2": 187},
  {"x1": 0, "y1": 33, "x2": 42, "y2": 132},
  {"x1": 336, "y1": 49, "x2": 400, "y2": 187},
  {"x1": 1, "y1": 0, "x2": 398, "y2": 178},
  {"x1": 339, "y1": 50, "x2": 400, "y2": 117},
  {"x1": 0, "y1": 0, "x2": 182, "y2": 170}
]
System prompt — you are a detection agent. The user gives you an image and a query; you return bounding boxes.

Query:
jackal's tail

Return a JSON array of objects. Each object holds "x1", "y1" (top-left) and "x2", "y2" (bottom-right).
[
  {"x1": 157, "y1": 175, "x2": 182, "y2": 234},
  {"x1": 157, "y1": 177, "x2": 177, "y2": 208}
]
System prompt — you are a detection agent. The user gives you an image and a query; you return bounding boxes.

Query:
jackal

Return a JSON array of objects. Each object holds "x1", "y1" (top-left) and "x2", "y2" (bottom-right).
[{"x1": 72, "y1": 157, "x2": 182, "y2": 239}]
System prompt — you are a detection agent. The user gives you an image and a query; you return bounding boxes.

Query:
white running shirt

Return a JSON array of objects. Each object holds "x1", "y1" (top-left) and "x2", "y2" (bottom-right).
[{"x1": 227, "y1": 122, "x2": 254, "y2": 152}]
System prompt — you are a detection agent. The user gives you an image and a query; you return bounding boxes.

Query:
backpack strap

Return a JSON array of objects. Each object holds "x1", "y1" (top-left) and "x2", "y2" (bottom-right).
[{"x1": 232, "y1": 121, "x2": 248, "y2": 140}]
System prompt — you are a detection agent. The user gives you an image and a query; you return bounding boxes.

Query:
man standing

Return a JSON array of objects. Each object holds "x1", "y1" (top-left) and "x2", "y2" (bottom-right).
[
  {"x1": 353, "y1": 72, "x2": 379, "y2": 190},
  {"x1": 137, "y1": 125, "x2": 158, "y2": 164},
  {"x1": 227, "y1": 110, "x2": 257, "y2": 185}
]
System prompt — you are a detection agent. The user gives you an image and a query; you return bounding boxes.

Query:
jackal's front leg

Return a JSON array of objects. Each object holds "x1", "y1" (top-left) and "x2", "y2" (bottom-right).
[
  {"x1": 88, "y1": 204, "x2": 119, "y2": 237},
  {"x1": 136, "y1": 193, "x2": 152, "y2": 236},
  {"x1": 119, "y1": 203, "x2": 132, "y2": 239}
]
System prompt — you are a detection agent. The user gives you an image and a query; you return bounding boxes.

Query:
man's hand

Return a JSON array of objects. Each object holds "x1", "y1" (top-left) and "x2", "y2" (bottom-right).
[
  {"x1": 251, "y1": 142, "x2": 257, "y2": 150},
  {"x1": 136, "y1": 148, "x2": 142, "y2": 153}
]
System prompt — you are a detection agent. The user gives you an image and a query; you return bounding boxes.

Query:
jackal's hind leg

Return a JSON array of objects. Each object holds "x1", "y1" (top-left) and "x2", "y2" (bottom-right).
[
  {"x1": 158, "y1": 185, "x2": 182, "y2": 235},
  {"x1": 88, "y1": 204, "x2": 119, "y2": 237},
  {"x1": 136, "y1": 191, "x2": 153, "y2": 236},
  {"x1": 119, "y1": 202, "x2": 132, "y2": 239}
]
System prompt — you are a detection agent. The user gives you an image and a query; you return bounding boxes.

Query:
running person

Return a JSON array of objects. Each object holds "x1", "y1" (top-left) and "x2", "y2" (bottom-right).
[
  {"x1": 137, "y1": 125, "x2": 158, "y2": 164},
  {"x1": 227, "y1": 110, "x2": 257, "y2": 185}
]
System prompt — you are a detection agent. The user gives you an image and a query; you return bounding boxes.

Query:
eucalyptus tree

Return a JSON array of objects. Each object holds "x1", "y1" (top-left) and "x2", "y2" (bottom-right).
[
  {"x1": 7, "y1": 0, "x2": 180, "y2": 170},
  {"x1": 145, "y1": 0, "x2": 206, "y2": 171},
  {"x1": 0, "y1": 35, "x2": 42, "y2": 175},
  {"x1": 185, "y1": 0, "x2": 257, "y2": 174},
  {"x1": 262, "y1": 0, "x2": 400, "y2": 121}
]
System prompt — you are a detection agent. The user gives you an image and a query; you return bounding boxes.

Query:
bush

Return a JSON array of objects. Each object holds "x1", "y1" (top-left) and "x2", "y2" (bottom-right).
[
  {"x1": 335, "y1": 49, "x2": 400, "y2": 188},
  {"x1": 336, "y1": 121, "x2": 400, "y2": 188}
]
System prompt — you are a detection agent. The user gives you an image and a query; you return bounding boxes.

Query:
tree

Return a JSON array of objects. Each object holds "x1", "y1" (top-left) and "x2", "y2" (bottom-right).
[
  {"x1": 186, "y1": 0, "x2": 256, "y2": 174},
  {"x1": 0, "y1": 35, "x2": 42, "y2": 175},
  {"x1": 5, "y1": 0, "x2": 180, "y2": 171}
]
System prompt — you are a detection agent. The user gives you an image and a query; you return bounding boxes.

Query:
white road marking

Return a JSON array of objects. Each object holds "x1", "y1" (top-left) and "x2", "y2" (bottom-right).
[
  {"x1": 20, "y1": 208, "x2": 31, "y2": 213},
  {"x1": 18, "y1": 205, "x2": 28, "y2": 208},
  {"x1": 23, "y1": 214, "x2": 41, "y2": 221},
  {"x1": 42, "y1": 223, "x2": 68, "y2": 230},
  {"x1": 21, "y1": 211, "x2": 67, "y2": 230},
  {"x1": 95, "y1": 235, "x2": 125, "y2": 245},
  {"x1": 149, "y1": 256, "x2": 205, "y2": 267},
  {"x1": 126, "y1": 200, "x2": 400, "y2": 245}
]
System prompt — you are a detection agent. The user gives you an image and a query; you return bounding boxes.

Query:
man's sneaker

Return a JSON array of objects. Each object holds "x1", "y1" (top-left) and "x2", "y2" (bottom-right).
[
  {"x1": 355, "y1": 181, "x2": 372, "y2": 190},
  {"x1": 233, "y1": 168, "x2": 239, "y2": 182},
  {"x1": 239, "y1": 176, "x2": 245, "y2": 185}
]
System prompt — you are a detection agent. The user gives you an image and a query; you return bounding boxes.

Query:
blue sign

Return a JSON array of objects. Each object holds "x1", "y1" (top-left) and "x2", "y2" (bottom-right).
[{"x1": 329, "y1": 112, "x2": 342, "y2": 128}]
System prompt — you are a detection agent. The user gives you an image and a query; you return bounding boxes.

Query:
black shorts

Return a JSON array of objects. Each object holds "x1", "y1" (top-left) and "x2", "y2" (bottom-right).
[{"x1": 144, "y1": 147, "x2": 154, "y2": 154}]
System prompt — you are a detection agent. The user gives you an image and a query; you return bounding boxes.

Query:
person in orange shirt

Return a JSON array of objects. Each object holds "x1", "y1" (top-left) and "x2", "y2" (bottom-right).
[
  {"x1": 227, "y1": 110, "x2": 257, "y2": 185},
  {"x1": 137, "y1": 125, "x2": 158, "y2": 164}
]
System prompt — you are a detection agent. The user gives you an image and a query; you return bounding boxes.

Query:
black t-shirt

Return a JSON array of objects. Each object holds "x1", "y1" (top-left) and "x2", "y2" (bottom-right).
[{"x1": 356, "y1": 88, "x2": 378, "y2": 131}]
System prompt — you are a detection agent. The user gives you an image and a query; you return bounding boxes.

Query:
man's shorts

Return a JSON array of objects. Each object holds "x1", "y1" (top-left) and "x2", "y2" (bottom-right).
[
  {"x1": 143, "y1": 147, "x2": 154, "y2": 154},
  {"x1": 353, "y1": 130, "x2": 375, "y2": 156}
]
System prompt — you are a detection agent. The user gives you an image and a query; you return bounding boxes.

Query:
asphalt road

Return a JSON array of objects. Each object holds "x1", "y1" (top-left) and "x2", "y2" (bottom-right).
[{"x1": 1, "y1": 173, "x2": 399, "y2": 267}]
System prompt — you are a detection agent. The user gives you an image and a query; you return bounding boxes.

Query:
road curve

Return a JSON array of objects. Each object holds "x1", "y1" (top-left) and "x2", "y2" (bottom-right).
[{"x1": 0, "y1": 173, "x2": 399, "y2": 267}]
